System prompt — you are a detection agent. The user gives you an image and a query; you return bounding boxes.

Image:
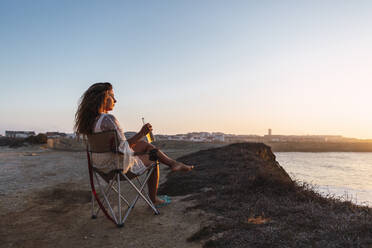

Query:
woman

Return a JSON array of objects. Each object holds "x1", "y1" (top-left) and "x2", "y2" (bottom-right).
[{"x1": 74, "y1": 82, "x2": 193, "y2": 206}]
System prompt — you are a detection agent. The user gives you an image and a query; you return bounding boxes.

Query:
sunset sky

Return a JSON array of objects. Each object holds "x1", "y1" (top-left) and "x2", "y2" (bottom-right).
[{"x1": 1, "y1": 1, "x2": 371, "y2": 138}]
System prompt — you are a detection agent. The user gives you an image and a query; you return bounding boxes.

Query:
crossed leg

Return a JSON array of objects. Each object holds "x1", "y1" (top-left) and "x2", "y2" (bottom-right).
[{"x1": 131, "y1": 141, "x2": 193, "y2": 204}]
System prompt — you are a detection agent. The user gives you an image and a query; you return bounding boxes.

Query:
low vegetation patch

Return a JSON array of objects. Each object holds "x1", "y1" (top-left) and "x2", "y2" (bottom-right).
[{"x1": 0, "y1": 134, "x2": 47, "y2": 147}]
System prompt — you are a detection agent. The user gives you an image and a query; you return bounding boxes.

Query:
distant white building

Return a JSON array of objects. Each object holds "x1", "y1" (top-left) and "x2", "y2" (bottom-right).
[
  {"x1": 65, "y1": 133, "x2": 76, "y2": 139},
  {"x1": 213, "y1": 134, "x2": 225, "y2": 142},
  {"x1": 5, "y1": 131, "x2": 35, "y2": 138},
  {"x1": 199, "y1": 132, "x2": 210, "y2": 138},
  {"x1": 169, "y1": 135, "x2": 186, "y2": 141},
  {"x1": 190, "y1": 137, "x2": 206, "y2": 142},
  {"x1": 154, "y1": 134, "x2": 170, "y2": 140}
]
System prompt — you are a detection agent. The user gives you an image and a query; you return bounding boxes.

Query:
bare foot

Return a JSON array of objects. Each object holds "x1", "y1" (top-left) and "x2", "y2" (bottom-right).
[{"x1": 171, "y1": 162, "x2": 194, "y2": 172}]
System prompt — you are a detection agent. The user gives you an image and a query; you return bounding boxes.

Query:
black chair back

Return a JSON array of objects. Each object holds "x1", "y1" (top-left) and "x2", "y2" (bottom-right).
[{"x1": 87, "y1": 130, "x2": 119, "y2": 153}]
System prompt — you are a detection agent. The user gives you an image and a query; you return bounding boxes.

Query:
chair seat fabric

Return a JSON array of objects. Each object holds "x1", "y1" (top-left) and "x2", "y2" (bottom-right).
[
  {"x1": 91, "y1": 152, "x2": 119, "y2": 174},
  {"x1": 92, "y1": 152, "x2": 147, "y2": 175}
]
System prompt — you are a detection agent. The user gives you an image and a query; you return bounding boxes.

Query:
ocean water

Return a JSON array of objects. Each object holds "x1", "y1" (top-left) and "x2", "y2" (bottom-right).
[{"x1": 275, "y1": 152, "x2": 372, "y2": 207}]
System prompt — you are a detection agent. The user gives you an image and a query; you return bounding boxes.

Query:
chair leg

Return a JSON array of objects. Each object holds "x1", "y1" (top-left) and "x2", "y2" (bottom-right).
[
  {"x1": 110, "y1": 185, "x2": 130, "y2": 207},
  {"x1": 123, "y1": 168, "x2": 160, "y2": 215},
  {"x1": 94, "y1": 179, "x2": 116, "y2": 217},
  {"x1": 89, "y1": 165, "x2": 160, "y2": 227},
  {"x1": 122, "y1": 194, "x2": 140, "y2": 224},
  {"x1": 91, "y1": 192, "x2": 97, "y2": 219},
  {"x1": 135, "y1": 177, "x2": 152, "y2": 204},
  {"x1": 94, "y1": 171, "x2": 119, "y2": 224},
  {"x1": 117, "y1": 173, "x2": 123, "y2": 227},
  {"x1": 92, "y1": 171, "x2": 133, "y2": 227}
]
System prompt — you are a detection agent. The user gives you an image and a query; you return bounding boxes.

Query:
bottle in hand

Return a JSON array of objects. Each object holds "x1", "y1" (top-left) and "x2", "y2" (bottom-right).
[{"x1": 142, "y1": 117, "x2": 155, "y2": 143}]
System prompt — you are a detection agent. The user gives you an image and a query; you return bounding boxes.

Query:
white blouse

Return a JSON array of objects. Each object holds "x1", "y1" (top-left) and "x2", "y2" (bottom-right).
[{"x1": 91, "y1": 113, "x2": 146, "y2": 175}]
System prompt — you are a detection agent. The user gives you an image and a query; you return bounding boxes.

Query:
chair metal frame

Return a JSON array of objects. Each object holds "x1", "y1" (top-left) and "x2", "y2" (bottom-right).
[{"x1": 86, "y1": 130, "x2": 159, "y2": 227}]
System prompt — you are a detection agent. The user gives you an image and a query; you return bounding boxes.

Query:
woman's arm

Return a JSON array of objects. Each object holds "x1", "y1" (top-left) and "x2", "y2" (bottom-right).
[
  {"x1": 127, "y1": 132, "x2": 144, "y2": 147},
  {"x1": 103, "y1": 114, "x2": 152, "y2": 147},
  {"x1": 127, "y1": 123, "x2": 153, "y2": 147}
]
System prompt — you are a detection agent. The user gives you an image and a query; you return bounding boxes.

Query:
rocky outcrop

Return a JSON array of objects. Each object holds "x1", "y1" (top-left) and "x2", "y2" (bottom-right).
[
  {"x1": 159, "y1": 143, "x2": 372, "y2": 248},
  {"x1": 160, "y1": 142, "x2": 293, "y2": 197}
]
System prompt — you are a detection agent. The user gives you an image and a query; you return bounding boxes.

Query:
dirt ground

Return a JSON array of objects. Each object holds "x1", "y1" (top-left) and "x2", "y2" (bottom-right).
[{"x1": 0, "y1": 145, "x2": 211, "y2": 248}]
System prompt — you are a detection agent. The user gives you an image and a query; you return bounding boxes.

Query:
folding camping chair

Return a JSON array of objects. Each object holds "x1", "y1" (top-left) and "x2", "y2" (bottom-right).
[{"x1": 86, "y1": 130, "x2": 160, "y2": 227}]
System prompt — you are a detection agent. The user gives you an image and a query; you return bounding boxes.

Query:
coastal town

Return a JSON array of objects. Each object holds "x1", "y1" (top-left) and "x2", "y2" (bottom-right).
[{"x1": 2, "y1": 129, "x2": 370, "y2": 144}]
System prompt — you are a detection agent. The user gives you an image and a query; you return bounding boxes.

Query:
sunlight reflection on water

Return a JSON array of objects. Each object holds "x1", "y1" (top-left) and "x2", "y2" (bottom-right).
[{"x1": 275, "y1": 152, "x2": 372, "y2": 206}]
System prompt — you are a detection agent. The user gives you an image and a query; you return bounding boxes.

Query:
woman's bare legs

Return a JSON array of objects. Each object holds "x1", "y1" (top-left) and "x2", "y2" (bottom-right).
[
  {"x1": 132, "y1": 141, "x2": 194, "y2": 171},
  {"x1": 132, "y1": 141, "x2": 194, "y2": 204}
]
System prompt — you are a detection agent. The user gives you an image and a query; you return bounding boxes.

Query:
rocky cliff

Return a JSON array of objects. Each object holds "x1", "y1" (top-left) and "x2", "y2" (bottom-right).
[
  {"x1": 159, "y1": 143, "x2": 372, "y2": 248},
  {"x1": 160, "y1": 142, "x2": 293, "y2": 197}
]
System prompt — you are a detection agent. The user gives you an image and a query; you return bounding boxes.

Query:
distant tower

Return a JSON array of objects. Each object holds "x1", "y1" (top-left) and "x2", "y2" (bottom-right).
[{"x1": 268, "y1": 129, "x2": 272, "y2": 136}]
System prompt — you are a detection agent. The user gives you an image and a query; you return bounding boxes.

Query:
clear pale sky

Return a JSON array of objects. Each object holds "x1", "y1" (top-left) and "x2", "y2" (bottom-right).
[{"x1": 1, "y1": 1, "x2": 371, "y2": 138}]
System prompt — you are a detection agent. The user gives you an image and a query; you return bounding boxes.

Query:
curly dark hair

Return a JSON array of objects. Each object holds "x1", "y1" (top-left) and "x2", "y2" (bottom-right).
[{"x1": 74, "y1": 82, "x2": 112, "y2": 135}]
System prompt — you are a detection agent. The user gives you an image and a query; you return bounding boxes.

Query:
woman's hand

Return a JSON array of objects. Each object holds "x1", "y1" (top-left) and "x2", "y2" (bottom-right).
[
  {"x1": 128, "y1": 123, "x2": 153, "y2": 147},
  {"x1": 139, "y1": 123, "x2": 153, "y2": 137}
]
